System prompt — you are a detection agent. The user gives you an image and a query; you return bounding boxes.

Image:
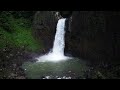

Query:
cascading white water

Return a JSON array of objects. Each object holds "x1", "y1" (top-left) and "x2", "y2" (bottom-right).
[
  {"x1": 36, "y1": 18, "x2": 71, "y2": 62},
  {"x1": 52, "y1": 18, "x2": 66, "y2": 56}
]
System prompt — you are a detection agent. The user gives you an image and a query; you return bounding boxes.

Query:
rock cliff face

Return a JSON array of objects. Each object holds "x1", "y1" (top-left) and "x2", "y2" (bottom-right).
[
  {"x1": 59, "y1": 11, "x2": 72, "y2": 18},
  {"x1": 65, "y1": 11, "x2": 120, "y2": 62},
  {"x1": 32, "y1": 11, "x2": 57, "y2": 53}
]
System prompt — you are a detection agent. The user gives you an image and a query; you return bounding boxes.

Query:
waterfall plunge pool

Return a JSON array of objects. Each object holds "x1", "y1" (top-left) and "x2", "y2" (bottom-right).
[{"x1": 22, "y1": 58, "x2": 89, "y2": 79}]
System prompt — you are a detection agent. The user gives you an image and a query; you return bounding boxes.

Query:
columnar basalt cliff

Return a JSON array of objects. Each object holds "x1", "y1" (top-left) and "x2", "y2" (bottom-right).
[{"x1": 65, "y1": 11, "x2": 120, "y2": 63}]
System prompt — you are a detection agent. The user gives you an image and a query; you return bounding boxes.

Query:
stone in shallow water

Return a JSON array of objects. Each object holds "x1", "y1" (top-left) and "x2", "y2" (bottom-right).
[{"x1": 45, "y1": 76, "x2": 51, "y2": 79}]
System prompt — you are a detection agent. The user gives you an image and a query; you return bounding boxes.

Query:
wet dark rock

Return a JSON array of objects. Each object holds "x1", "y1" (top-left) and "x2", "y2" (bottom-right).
[
  {"x1": 33, "y1": 11, "x2": 57, "y2": 53},
  {"x1": 0, "y1": 47, "x2": 29, "y2": 79},
  {"x1": 59, "y1": 11, "x2": 72, "y2": 18},
  {"x1": 65, "y1": 11, "x2": 120, "y2": 63}
]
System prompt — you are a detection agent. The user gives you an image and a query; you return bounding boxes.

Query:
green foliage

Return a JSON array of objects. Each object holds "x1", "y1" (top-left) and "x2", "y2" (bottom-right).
[
  {"x1": 0, "y1": 12, "x2": 14, "y2": 32},
  {"x1": 0, "y1": 11, "x2": 42, "y2": 52},
  {"x1": 0, "y1": 28, "x2": 14, "y2": 48},
  {"x1": 13, "y1": 25, "x2": 42, "y2": 52}
]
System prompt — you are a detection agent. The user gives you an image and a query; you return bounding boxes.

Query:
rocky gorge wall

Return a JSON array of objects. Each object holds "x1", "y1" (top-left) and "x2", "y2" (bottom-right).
[
  {"x1": 32, "y1": 11, "x2": 120, "y2": 63},
  {"x1": 32, "y1": 11, "x2": 58, "y2": 54},
  {"x1": 65, "y1": 11, "x2": 120, "y2": 63}
]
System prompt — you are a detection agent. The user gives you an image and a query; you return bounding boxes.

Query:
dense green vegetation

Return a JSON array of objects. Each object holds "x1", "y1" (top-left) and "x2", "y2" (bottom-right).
[{"x1": 0, "y1": 11, "x2": 42, "y2": 52}]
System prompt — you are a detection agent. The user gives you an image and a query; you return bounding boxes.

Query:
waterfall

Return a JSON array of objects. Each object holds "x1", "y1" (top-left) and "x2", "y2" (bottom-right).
[
  {"x1": 36, "y1": 18, "x2": 71, "y2": 62},
  {"x1": 52, "y1": 18, "x2": 66, "y2": 56}
]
